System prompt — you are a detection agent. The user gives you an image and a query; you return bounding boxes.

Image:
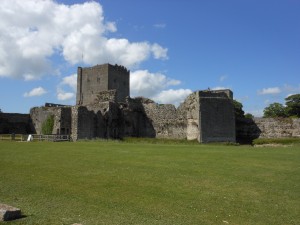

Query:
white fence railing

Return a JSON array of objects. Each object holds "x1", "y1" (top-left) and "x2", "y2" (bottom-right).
[{"x1": 0, "y1": 134, "x2": 70, "y2": 142}]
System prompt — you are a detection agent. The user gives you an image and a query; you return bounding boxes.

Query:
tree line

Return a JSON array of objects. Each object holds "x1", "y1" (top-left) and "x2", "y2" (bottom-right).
[
  {"x1": 233, "y1": 94, "x2": 300, "y2": 119},
  {"x1": 263, "y1": 94, "x2": 300, "y2": 118}
]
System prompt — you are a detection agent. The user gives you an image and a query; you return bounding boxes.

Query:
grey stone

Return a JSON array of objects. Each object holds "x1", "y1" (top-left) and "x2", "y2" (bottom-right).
[
  {"x1": 76, "y1": 63, "x2": 129, "y2": 105},
  {"x1": 29, "y1": 63, "x2": 236, "y2": 143},
  {"x1": 237, "y1": 117, "x2": 300, "y2": 142},
  {"x1": 0, "y1": 203, "x2": 22, "y2": 221},
  {"x1": 5, "y1": 63, "x2": 299, "y2": 143}
]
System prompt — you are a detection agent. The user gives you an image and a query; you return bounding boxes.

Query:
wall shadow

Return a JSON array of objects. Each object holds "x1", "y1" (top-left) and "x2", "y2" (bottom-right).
[
  {"x1": 236, "y1": 118, "x2": 261, "y2": 144},
  {"x1": 122, "y1": 98, "x2": 156, "y2": 138},
  {"x1": 0, "y1": 113, "x2": 35, "y2": 134}
]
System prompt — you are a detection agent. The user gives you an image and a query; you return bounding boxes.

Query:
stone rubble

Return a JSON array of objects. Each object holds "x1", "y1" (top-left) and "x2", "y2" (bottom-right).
[{"x1": 0, "y1": 203, "x2": 22, "y2": 221}]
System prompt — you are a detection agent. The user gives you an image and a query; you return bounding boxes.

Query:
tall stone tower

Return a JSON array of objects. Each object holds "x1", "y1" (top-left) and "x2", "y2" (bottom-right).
[
  {"x1": 76, "y1": 63, "x2": 130, "y2": 105},
  {"x1": 185, "y1": 89, "x2": 236, "y2": 143},
  {"x1": 198, "y1": 90, "x2": 235, "y2": 142}
]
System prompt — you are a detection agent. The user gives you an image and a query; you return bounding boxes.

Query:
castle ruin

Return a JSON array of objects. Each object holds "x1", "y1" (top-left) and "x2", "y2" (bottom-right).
[
  {"x1": 29, "y1": 63, "x2": 236, "y2": 143},
  {"x1": 2, "y1": 63, "x2": 300, "y2": 142}
]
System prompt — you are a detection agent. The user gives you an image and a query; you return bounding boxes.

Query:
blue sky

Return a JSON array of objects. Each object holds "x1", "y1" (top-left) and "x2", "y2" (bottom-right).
[{"x1": 0, "y1": 0, "x2": 299, "y2": 116}]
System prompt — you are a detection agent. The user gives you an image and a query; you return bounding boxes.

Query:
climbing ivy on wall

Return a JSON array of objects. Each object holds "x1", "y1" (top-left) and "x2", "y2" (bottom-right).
[{"x1": 42, "y1": 115, "x2": 54, "y2": 135}]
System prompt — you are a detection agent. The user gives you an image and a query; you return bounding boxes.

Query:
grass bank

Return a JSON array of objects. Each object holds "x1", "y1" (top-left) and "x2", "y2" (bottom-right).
[{"x1": 0, "y1": 141, "x2": 299, "y2": 225}]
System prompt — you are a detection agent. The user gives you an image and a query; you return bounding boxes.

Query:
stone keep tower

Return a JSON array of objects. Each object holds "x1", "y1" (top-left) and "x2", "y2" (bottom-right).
[{"x1": 76, "y1": 63, "x2": 130, "y2": 105}]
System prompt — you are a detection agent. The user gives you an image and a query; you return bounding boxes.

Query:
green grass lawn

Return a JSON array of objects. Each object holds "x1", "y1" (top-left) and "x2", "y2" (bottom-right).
[{"x1": 0, "y1": 141, "x2": 299, "y2": 225}]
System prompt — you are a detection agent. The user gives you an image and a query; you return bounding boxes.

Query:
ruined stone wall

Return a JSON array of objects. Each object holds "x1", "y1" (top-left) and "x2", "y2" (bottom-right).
[
  {"x1": 56, "y1": 108, "x2": 71, "y2": 135},
  {"x1": 71, "y1": 106, "x2": 101, "y2": 140},
  {"x1": 71, "y1": 102, "x2": 122, "y2": 141},
  {"x1": 198, "y1": 91, "x2": 235, "y2": 143},
  {"x1": 30, "y1": 107, "x2": 71, "y2": 135},
  {"x1": 121, "y1": 97, "x2": 155, "y2": 138},
  {"x1": 0, "y1": 113, "x2": 34, "y2": 134},
  {"x1": 254, "y1": 118, "x2": 300, "y2": 138},
  {"x1": 123, "y1": 91, "x2": 235, "y2": 142},
  {"x1": 236, "y1": 117, "x2": 300, "y2": 143},
  {"x1": 141, "y1": 102, "x2": 186, "y2": 139},
  {"x1": 71, "y1": 105, "x2": 106, "y2": 140},
  {"x1": 70, "y1": 106, "x2": 79, "y2": 141},
  {"x1": 178, "y1": 92, "x2": 199, "y2": 140},
  {"x1": 237, "y1": 118, "x2": 300, "y2": 140},
  {"x1": 30, "y1": 107, "x2": 55, "y2": 134}
]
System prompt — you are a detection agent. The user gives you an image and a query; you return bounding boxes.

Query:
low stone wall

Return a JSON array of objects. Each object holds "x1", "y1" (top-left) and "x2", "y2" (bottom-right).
[
  {"x1": 236, "y1": 117, "x2": 300, "y2": 142},
  {"x1": 142, "y1": 103, "x2": 186, "y2": 139},
  {"x1": 0, "y1": 113, "x2": 34, "y2": 134},
  {"x1": 254, "y1": 118, "x2": 300, "y2": 138}
]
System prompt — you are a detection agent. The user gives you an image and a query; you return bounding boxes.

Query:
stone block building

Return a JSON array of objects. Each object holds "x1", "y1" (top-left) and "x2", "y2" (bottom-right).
[
  {"x1": 29, "y1": 63, "x2": 236, "y2": 143},
  {"x1": 76, "y1": 64, "x2": 129, "y2": 105}
]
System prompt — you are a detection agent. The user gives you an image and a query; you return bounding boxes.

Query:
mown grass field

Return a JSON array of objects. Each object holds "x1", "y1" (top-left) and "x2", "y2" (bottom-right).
[{"x1": 0, "y1": 141, "x2": 299, "y2": 225}]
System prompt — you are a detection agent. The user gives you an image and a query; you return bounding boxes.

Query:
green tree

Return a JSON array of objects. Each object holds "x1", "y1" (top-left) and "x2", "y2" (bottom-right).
[
  {"x1": 245, "y1": 113, "x2": 254, "y2": 119},
  {"x1": 0, "y1": 108, "x2": 2, "y2": 113},
  {"x1": 285, "y1": 94, "x2": 300, "y2": 117},
  {"x1": 233, "y1": 100, "x2": 245, "y2": 119},
  {"x1": 41, "y1": 115, "x2": 54, "y2": 135},
  {"x1": 263, "y1": 103, "x2": 287, "y2": 118}
]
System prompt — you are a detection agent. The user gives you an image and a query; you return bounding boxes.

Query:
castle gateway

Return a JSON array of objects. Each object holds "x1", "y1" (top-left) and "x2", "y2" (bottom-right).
[{"x1": 30, "y1": 63, "x2": 236, "y2": 143}]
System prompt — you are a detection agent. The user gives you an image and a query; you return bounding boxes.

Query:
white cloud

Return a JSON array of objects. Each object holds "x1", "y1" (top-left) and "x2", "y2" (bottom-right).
[
  {"x1": 212, "y1": 86, "x2": 228, "y2": 90},
  {"x1": 24, "y1": 87, "x2": 47, "y2": 97},
  {"x1": 257, "y1": 87, "x2": 281, "y2": 95},
  {"x1": 151, "y1": 43, "x2": 168, "y2": 60},
  {"x1": 61, "y1": 74, "x2": 77, "y2": 91},
  {"x1": 130, "y1": 70, "x2": 191, "y2": 106},
  {"x1": 105, "y1": 22, "x2": 117, "y2": 33},
  {"x1": 0, "y1": 0, "x2": 168, "y2": 80},
  {"x1": 56, "y1": 74, "x2": 77, "y2": 101},
  {"x1": 130, "y1": 70, "x2": 181, "y2": 98},
  {"x1": 57, "y1": 88, "x2": 75, "y2": 101},
  {"x1": 23, "y1": 74, "x2": 38, "y2": 81},
  {"x1": 153, "y1": 89, "x2": 192, "y2": 106}
]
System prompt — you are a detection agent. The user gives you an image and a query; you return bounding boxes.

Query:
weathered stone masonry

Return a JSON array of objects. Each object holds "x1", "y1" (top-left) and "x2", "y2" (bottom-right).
[
  {"x1": 30, "y1": 106, "x2": 71, "y2": 135},
  {"x1": 29, "y1": 63, "x2": 236, "y2": 143},
  {"x1": 28, "y1": 63, "x2": 236, "y2": 142},
  {"x1": 77, "y1": 64, "x2": 129, "y2": 105},
  {"x1": 2, "y1": 63, "x2": 299, "y2": 142},
  {"x1": 237, "y1": 117, "x2": 300, "y2": 141}
]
